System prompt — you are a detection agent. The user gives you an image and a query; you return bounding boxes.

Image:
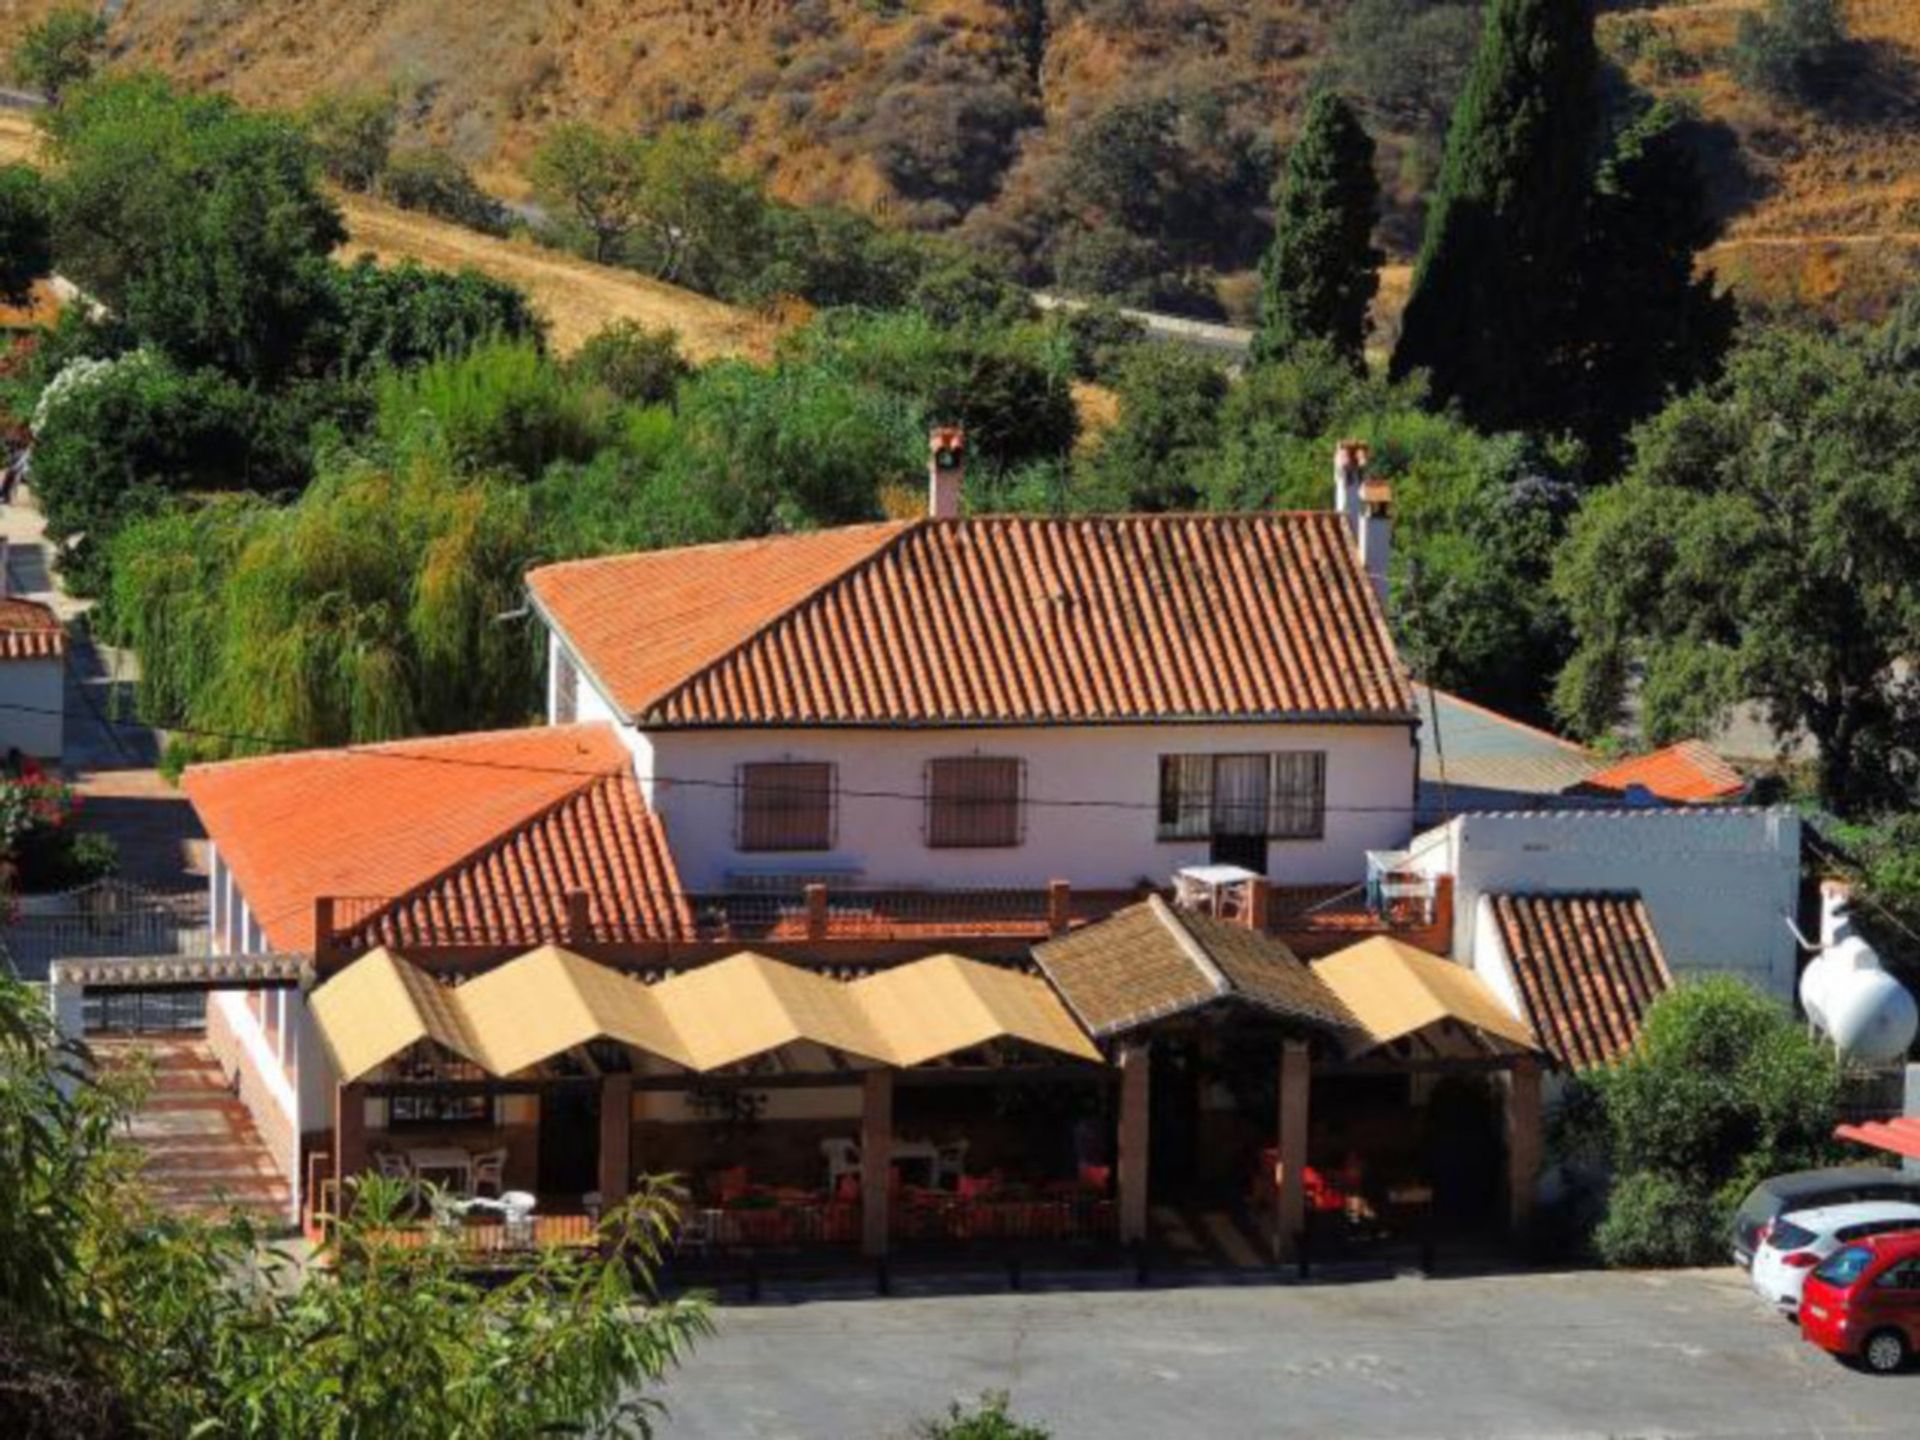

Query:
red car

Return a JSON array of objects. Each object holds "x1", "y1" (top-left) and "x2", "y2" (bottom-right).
[{"x1": 1799, "y1": 1229, "x2": 1920, "y2": 1373}]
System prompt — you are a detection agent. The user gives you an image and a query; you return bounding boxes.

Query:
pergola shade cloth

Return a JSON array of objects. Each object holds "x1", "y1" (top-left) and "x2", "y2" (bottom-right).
[
  {"x1": 311, "y1": 945, "x2": 1099, "y2": 1083},
  {"x1": 1312, "y1": 936, "x2": 1539, "y2": 1055}
]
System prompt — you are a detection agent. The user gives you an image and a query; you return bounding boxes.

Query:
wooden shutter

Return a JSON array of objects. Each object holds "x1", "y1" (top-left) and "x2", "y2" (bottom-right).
[
  {"x1": 737, "y1": 762, "x2": 836, "y2": 851},
  {"x1": 926, "y1": 757, "x2": 1024, "y2": 848}
]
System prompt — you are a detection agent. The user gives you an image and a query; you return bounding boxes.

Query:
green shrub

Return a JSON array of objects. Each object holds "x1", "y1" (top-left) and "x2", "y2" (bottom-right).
[
  {"x1": 1593, "y1": 1171, "x2": 1721, "y2": 1269},
  {"x1": 375, "y1": 341, "x2": 616, "y2": 481},
  {"x1": 915, "y1": 1392, "x2": 1051, "y2": 1440},
  {"x1": 322, "y1": 257, "x2": 544, "y2": 377},
  {"x1": 1051, "y1": 301, "x2": 1146, "y2": 383},
  {"x1": 1733, "y1": 0, "x2": 1848, "y2": 104},
  {"x1": 568, "y1": 320, "x2": 690, "y2": 406},
  {"x1": 380, "y1": 148, "x2": 512, "y2": 235},
  {"x1": 299, "y1": 88, "x2": 398, "y2": 194},
  {"x1": 10, "y1": 6, "x2": 104, "y2": 102}
]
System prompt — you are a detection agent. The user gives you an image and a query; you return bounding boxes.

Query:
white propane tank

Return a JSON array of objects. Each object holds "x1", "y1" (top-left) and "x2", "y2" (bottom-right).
[{"x1": 1803, "y1": 881, "x2": 1919, "y2": 1064}]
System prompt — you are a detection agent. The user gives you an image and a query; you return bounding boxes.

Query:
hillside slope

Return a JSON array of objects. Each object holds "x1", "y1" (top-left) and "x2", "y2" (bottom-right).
[
  {"x1": 0, "y1": 111, "x2": 781, "y2": 359},
  {"x1": 0, "y1": 0, "x2": 1912, "y2": 319}
]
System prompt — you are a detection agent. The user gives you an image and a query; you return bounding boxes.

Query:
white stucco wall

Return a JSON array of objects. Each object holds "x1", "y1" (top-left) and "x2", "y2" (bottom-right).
[
  {"x1": 639, "y1": 721, "x2": 1418, "y2": 892},
  {"x1": 1405, "y1": 807, "x2": 1802, "y2": 1000},
  {"x1": 546, "y1": 630, "x2": 622, "y2": 727},
  {"x1": 0, "y1": 657, "x2": 63, "y2": 758}
]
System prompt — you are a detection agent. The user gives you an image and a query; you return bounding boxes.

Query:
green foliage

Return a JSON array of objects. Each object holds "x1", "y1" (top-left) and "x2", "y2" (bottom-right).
[
  {"x1": 1821, "y1": 815, "x2": 1920, "y2": 972},
  {"x1": 29, "y1": 351, "x2": 316, "y2": 593},
  {"x1": 44, "y1": 75, "x2": 346, "y2": 381},
  {"x1": 1252, "y1": 91, "x2": 1383, "y2": 369},
  {"x1": 1391, "y1": 0, "x2": 1598, "y2": 432},
  {"x1": 1051, "y1": 300, "x2": 1146, "y2": 383},
  {"x1": 1570, "y1": 101, "x2": 1734, "y2": 467},
  {"x1": 380, "y1": 147, "x2": 511, "y2": 235},
  {"x1": 569, "y1": 320, "x2": 691, "y2": 407},
  {"x1": 10, "y1": 6, "x2": 104, "y2": 103},
  {"x1": 1552, "y1": 325, "x2": 1920, "y2": 812},
  {"x1": 915, "y1": 1391, "x2": 1052, "y2": 1440},
  {"x1": 784, "y1": 310, "x2": 1076, "y2": 471},
  {"x1": 0, "y1": 976, "x2": 711, "y2": 1437},
  {"x1": 1733, "y1": 0, "x2": 1848, "y2": 104},
  {"x1": 1331, "y1": 0, "x2": 1482, "y2": 135},
  {"x1": 1573, "y1": 978, "x2": 1843, "y2": 1267},
  {"x1": 375, "y1": 340, "x2": 617, "y2": 482},
  {"x1": 0, "y1": 163, "x2": 52, "y2": 306},
  {"x1": 322, "y1": 256, "x2": 545, "y2": 378},
  {"x1": 108, "y1": 452, "x2": 542, "y2": 752},
  {"x1": 1083, "y1": 344, "x2": 1228, "y2": 511},
  {"x1": 1592, "y1": 1171, "x2": 1721, "y2": 1269},
  {"x1": 299, "y1": 88, "x2": 399, "y2": 193},
  {"x1": 532, "y1": 121, "x2": 646, "y2": 264},
  {"x1": 752, "y1": 203, "x2": 927, "y2": 308},
  {"x1": 0, "y1": 777, "x2": 119, "y2": 894}
]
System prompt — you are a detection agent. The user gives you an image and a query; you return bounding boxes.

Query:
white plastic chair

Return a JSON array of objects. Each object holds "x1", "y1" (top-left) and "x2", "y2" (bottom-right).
[
  {"x1": 470, "y1": 1147, "x2": 508, "y2": 1200},
  {"x1": 820, "y1": 1137, "x2": 861, "y2": 1191}
]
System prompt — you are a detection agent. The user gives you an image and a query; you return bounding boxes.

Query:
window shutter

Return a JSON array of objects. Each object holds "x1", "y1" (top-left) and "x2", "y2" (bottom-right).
[
  {"x1": 738, "y1": 762, "x2": 836, "y2": 851},
  {"x1": 926, "y1": 756, "x2": 1024, "y2": 848}
]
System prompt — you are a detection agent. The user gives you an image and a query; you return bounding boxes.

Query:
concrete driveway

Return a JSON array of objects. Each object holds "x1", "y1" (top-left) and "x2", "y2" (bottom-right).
[{"x1": 659, "y1": 1267, "x2": 1917, "y2": 1439}]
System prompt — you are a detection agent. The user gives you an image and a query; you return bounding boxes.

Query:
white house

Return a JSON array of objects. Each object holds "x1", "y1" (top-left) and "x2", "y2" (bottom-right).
[{"x1": 526, "y1": 441, "x2": 1418, "y2": 895}]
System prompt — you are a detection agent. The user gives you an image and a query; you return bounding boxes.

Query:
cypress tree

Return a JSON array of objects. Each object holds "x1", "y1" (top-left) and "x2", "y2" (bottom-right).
[
  {"x1": 1251, "y1": 91, "x2": 1382, "y2": 369},
  {"x1": 1391, "y1": 0, "x2": 1598, "y2": 432}
]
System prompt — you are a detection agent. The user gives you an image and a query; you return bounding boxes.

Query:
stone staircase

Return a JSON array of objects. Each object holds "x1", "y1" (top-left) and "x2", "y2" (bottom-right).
[{"x1": 92, "y1": 1035, "x2": 293, "y2": 1223}]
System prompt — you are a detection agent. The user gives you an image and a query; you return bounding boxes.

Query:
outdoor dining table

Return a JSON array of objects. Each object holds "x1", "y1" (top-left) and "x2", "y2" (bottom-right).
[{"x1": 407, "y1": 1146, "x2": 475, "y2": 1194}]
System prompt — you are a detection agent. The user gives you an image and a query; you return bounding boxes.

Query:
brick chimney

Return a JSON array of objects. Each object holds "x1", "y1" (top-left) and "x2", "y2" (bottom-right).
[
  {"x1": 1333, "y1": 439, "x2": 1369, "y2": 540},
  {"x1": 928, "y1": 425, "x2": 966, "y2": 519}
]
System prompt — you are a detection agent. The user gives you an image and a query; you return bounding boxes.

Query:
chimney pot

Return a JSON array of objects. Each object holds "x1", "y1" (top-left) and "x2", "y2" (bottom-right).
[
  {"x1": 928, "y1": 425, "x2": 966, "y2": 519},
  {"x1": 1333, "y1": 439, "x2": 1370, "y2": 536}
]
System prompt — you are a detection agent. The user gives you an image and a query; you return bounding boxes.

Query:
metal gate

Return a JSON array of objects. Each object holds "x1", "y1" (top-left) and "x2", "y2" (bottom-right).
[{"x1": 1, "y1": 878, "x2": 211, "y2": 985}]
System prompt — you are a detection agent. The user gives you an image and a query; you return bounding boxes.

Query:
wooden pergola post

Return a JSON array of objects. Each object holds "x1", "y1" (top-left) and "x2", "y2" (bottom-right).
[
  {"x1": 333, "y1": 1081, "x2": 366, "y2": 1217},
  {"x1": 1275, "y1": 1039, "x2": 1309, "y2": 1262},
  {"x1": 1116, "y1": 1042, "x2": 1151, "y2": 1245},
  {"x1": 861, "y1": 1068, "x2": 894, "y2": 1257},
  {"x1": 1505, "y1": 1056, "x2": 1543, "y2": 1233},
  {"x1": 598, "y1": 1073, "x2": 634, "y2": 1208}
]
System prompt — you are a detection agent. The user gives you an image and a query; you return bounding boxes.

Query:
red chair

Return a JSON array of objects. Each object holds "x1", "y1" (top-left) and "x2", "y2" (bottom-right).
[
  {"x1": 1078, "y1": 1163, "x2": 1112, "y2": 1196},
  {"x1": 713, "y1": 1166, "x2": 750, "y2": 1204}
]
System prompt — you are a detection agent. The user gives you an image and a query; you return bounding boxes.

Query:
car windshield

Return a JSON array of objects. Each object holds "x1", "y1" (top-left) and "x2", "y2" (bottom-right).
[
  {"x1": 1769, "y1": 1219, "x2": 1817, "y2": 1250},
  {"x1": 1814, "y1": 1244, "x2": 1875, "y2": 1285}
]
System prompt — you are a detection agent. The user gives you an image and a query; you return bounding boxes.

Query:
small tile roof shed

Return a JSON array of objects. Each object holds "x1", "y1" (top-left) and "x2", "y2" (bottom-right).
[
  {"x1": 183, "y1": 724, "x2": 692, "y2": 953},
  {"x1": 1488, "y1": 892, "x2": 1673, "y2": 1071},
  {"x1": 0, "y1": 596, "x2": 65, "y2": 661},
  {"x1": 1032, "y1": 896, "x2": 1358, "y2": 1039},
  {"x1": 1573, "y1": 740, "x2": 1745, "y2": 805},
  {"x1": 528, "y1": 514, "x2": 1414, "y2": 727}
]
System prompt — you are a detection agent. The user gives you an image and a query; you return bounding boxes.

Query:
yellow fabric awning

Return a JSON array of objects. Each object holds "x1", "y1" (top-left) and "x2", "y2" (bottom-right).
[
  {"x1": 308, "y1": 946, "x2": 485, "y2": 1083},
  {"x1": 307, "y1": 944, "x2": 1104, "y2": 1081},
  {"x1": 854, "y1": 954, "x2": 1102, "y2": 1065},
  {"x1": 1312, "y1": 936, "x2": 1539, "y2": 1055}
]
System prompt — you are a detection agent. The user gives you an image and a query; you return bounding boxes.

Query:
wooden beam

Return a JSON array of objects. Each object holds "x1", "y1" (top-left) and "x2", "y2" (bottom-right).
[
  {"x1": 1275, "y1": 1039, "x2": 1309, "y2": 1263},
  {"x1": 1116, "y1": 1042, "x2": 1150, "y2": 1245},
  {"x1": 333, "y1": 1082, "x2": 367, "y2": 1215},
  {"x1": 359, "y1": 1063, "x2": 1115, "y2": 1100},
  {"x1": 1505, "y1": 1056, "x2": 1543, "y2": 1233},
  {"x1": 861, "y1": 1069, "x2": 894, "y2": 1258},
  {"x1": 598, "y1": 1073, "x2": 633, "y2": 1208}
]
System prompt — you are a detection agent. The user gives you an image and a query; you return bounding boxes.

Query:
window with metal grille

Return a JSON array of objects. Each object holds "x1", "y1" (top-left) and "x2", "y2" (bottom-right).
[
  {"x1": 737, "y1": 761, "x2": 836, "y2": 851},
  {"x1": 1157, "y1": 752, "x2": 1326, "y2": 840},
  {"x1": 553, "y1": 646, "x2": 579, "y2": 723},
  {"x1": 926, "y1": 756, "x2": 1025, "y2": 848}
]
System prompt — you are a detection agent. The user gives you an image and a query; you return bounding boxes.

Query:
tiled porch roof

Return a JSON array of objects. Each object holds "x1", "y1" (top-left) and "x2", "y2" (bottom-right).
[{"x1": 1489, "y1": 892, "x2": 1672, "y2": 1071}]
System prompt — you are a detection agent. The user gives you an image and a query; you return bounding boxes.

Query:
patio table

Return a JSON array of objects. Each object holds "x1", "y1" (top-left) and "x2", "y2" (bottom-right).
[{"x1": 407, "y1": 1146, "x2": 474, "y2": 1195}]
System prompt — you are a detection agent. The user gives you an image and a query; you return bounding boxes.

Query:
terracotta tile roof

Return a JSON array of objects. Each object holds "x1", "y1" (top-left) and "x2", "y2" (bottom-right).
[
  {"x1": 0, "y1": 596, "x2": 65, "y2": 660},
  {"x1": 1033, "y1": 896, "x2": 1356, "y2": 1038},
  {"x1": 1573, "y1": 740, "x2": 1745, "y2": 805},
  {"x1": 1488, "y1": 892, "x2": 1672, "y2": 1071},
  {"x1": 337, "y1": 769, "x2": 694, "y2": 951},
  {"x1": 529, "y1": 514, "x2": 1414, "y2": 726},
  {"x1": 183, "y1": 724, "x2": 688, "y2": 953}
]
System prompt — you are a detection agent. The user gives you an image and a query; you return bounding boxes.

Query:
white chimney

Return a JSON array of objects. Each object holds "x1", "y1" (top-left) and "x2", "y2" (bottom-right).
[
  {"x1": 1359, "y1": 477, "x2": 1391, "y2": 609},
  {"x1": 1333, "y1": 439, "x2": 1369, "y2": 539},
  {"x1": 928, "y1": 425, "x2": 966, "y2": 520}
]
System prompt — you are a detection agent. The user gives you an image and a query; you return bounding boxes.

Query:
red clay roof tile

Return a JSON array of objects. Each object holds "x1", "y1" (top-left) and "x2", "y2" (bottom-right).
[
  {"x1": 1575, "y1": 740, "x2": 1745, "y2": 804},
  {"x1": 0, "y1": 596, "x2": 64, "y2": 661},
  {"x1": 183, "y1": 724, "x2": 686, "y2": 952},
  {"x1": 1490, "y1": 892, "x2": 1672, "y2": 1071},
  {"x1": 529, "y1": 515, "x2": 1413, "y2": 725}
]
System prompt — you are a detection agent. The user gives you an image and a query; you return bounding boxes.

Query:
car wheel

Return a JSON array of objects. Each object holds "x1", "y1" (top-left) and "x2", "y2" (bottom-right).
[{"x1": 1863, "y1": 1329, "x2": 1909, "y2": 1375}]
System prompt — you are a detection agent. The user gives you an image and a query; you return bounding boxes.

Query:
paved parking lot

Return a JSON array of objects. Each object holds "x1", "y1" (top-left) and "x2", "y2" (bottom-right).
[{"x1": 660, "y1": 1267, "x2": 1918, "y2": 1439}]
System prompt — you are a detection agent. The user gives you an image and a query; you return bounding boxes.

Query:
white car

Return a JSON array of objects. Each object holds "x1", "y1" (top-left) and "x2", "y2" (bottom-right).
[{"x1": 1750, "y1": 1200, "x2": 1920, "y2": 1312}]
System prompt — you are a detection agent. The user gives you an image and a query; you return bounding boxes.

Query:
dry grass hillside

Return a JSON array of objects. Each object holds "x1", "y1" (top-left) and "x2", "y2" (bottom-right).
[
  {"x1": 0, "y1": 0, "x2": 1912, "y2": 319},
  {"x1": 0, "y1": 110, "x2": 782, "y2": 359}
]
